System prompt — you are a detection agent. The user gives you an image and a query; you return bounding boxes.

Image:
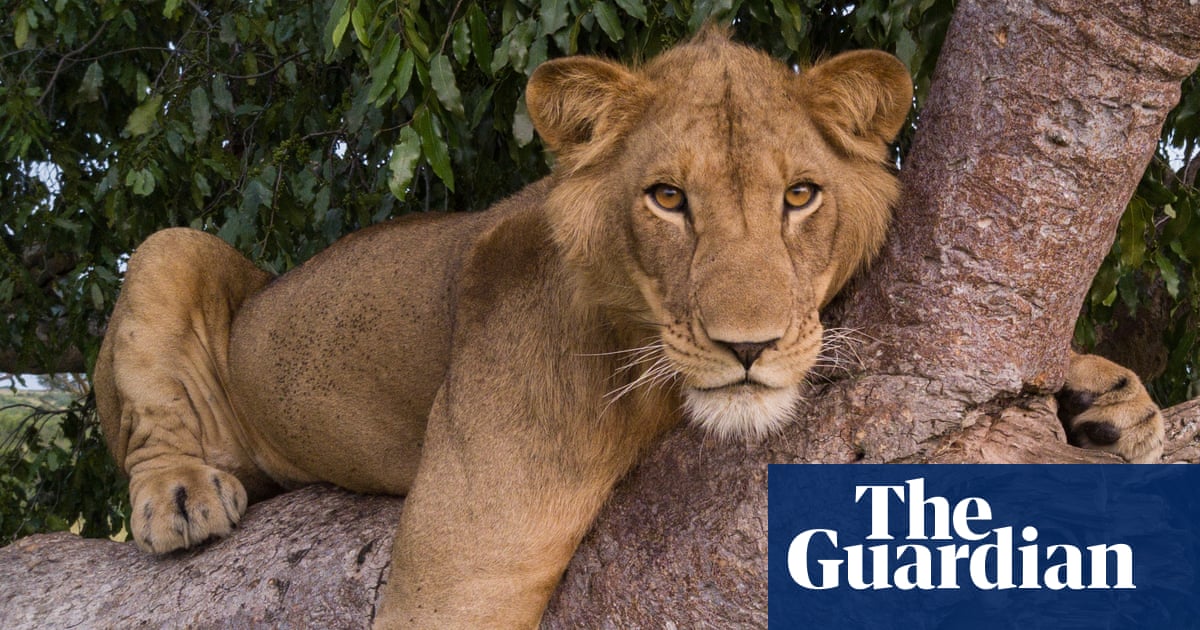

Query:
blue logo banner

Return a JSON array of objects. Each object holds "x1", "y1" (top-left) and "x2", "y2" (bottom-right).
[{"x1": 768, "y1": 465, "x2": 1200, "y2": 629}]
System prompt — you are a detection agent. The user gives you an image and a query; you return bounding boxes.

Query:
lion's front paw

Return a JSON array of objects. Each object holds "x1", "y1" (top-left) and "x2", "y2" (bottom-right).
[
  {"x1": 1057, "y1": 353, "x2": 1164, "y2": 464},
  {"x1": 129, "y1": 463, "x2": 248, "y2": 553}
]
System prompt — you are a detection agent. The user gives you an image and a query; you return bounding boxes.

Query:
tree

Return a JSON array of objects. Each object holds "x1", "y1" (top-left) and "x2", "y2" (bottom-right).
[{"x1": 1, "y1": 0, "x2": 1199, "y2": 626}]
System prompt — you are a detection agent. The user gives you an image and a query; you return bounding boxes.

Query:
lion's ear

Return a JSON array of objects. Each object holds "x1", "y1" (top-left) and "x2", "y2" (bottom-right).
[
  {"x1": 803, "y1": 50, "x2": 913, "y2": 155},
  {"x1": 526, "y1": 56, "x2": 645, "y2": 158}
]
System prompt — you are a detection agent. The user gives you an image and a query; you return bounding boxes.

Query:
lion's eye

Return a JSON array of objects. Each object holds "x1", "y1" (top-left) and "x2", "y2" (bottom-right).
[
  {"x1": 647, "y1": 184, "x2": 687, "y2": 213},
  {"x1": 784, "y1": 182, "x2": 821, "y2": 212}
]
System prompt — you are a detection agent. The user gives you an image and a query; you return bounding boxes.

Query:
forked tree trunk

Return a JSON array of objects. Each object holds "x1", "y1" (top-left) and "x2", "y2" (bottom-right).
[{"x1": 2, "y1": 0, "x2": 1199, "y2": 627}]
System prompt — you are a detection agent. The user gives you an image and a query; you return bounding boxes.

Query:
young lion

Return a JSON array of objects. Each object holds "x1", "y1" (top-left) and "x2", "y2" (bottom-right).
[{"x1": 92, "y1": 28, "x2": 1162, "y2": 628}]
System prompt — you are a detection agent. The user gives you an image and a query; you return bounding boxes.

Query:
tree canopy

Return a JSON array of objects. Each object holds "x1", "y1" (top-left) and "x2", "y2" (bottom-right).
[{"x1": 1, "y1": 0, "x2": 1197, "y2": 544}]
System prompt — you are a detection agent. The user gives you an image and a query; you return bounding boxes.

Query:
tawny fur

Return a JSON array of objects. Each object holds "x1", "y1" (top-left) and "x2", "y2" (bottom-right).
[{"x1": 1058, "y1": 352, "x2": 1164, "y2": 464}]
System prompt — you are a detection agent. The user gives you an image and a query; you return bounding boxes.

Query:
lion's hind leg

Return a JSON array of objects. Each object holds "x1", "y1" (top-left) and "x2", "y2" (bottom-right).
[{"x1": 94, "y1": 228, "x2": 275, "y2": 553}]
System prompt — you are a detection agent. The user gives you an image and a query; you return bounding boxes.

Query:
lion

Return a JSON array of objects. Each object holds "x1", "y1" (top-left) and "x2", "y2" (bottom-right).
[{"x1": 92, "y1": 28, "x2": 1163, "y2": 628}]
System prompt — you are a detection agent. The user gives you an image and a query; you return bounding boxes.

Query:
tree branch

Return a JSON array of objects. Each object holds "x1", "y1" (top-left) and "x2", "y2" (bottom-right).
[
  {"x1": 0, "y1": 347, "x2": 87, "y2": 375},
  {"x1": 1163, "y1": 398, "x2": 1200, "y2": 463},
  {"x1": 0, "y1": 486, "x2": 401, "y2": 629}
]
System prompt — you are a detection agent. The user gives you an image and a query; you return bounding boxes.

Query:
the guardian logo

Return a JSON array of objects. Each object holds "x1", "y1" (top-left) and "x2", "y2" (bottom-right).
[
  {"x1": 768, "y1": 465, "x2": 1198, "y2": 629},
  {"x1": 786, "y1": 478, "x2": 1134, "y2": 591}
]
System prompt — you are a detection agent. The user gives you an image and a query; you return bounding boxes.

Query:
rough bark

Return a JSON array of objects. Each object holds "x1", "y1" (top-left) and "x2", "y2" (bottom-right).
[
  {"x1": 2, "y1": 0, "x2": 1199, "y2": 627},
  {"x1": 0, "y1": 486, "x2": 402, "y2": 629}
]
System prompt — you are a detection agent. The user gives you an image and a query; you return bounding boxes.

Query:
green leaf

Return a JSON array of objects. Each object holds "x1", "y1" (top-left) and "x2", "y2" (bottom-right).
[
  {"x1": 506, "y1": 20, "x2": 536, "y2": 73},
  {"x1": 219, "y1": 13, "x2": 236, "y2": 44},
  {"x1": 78, "y1": 62, "x2": 104, "y2": 102},
  {"x1": 403, "y1": 19, "x2": 431, "y2": 61},
  {"x1": 211, "y1": 77, "x2": 233, "y2": 112},
  {"x1": 690, "y1": 0, "x2": 735, "y2": 31},
  {"x1": 1118, "y1": 199, "x2": 1148, "y2": 268},
  {"x1": 241, "y1": 178, "x2": 273, "y2": 214},
  {"x1": 467, "y1": 5, "x2": 492, "y2": 74},
  {"x1": 778, "y1": 0, "x2": 805, "y2": 33},
  {"x1": 123, "y1": 94, "x2": 162, "y2": 137},
  {"x1": 163, "y1": 0, "x2": 182, "y2": 19},
  {"x1": 512, "y1": 97, "x2": 534, "y2": 147},
  {"x1": 167, "y1": 128, "x2": 185, "y2": 156},
  {"x1": 541, "y1": 0, "x2": 570, "y2": 34},
  {"x1": 1116, "y1": 272, "x2": 1139, "y2": 311},
  {"x1": 217, "y1": 209, "x2": 256, "y2": 248},
  {"x1": 367, "y1": 34, "x2": 403, "y2": 104},
  {"x1": 89, "y1": 283, "x2": 105, "y2": 311},
  {"x1": 314, "y1": 185, "x2": 332, "y2": 218},
  {"x1": 491, "y1": 33, "x2": 512, "y2": 75},
  {"x1": 14, "y1": 11, "x2": 29, "y2": 48},
  {"x1": 332, "y1": 6, "x2": 352, "y2": 49},
  {"x1": 323, "y1": 0, "x2": 351, "y2": 60},
  {"x1": 429, "y1": 54, "x2": 465, "y2": 118},
  {"x1": 526, "y1": 36, "x2": 548, "y2": 75},
  {"x1": 502, "y1": 0, "x2": 518, "y2": 32},
  {"x1": 192, "y1": 171, "x2": 211, "y2": 208},
  {"x1": 592, "y1": 2, "x2": 624, "y2": 42},
  {"x1": 469, "y1": 85, "x2": 494, "y2": 128},
  {"x1": 190, "y1": 87, "x2": 211, "y2": 142},
  {"x1": 136, "y1": 71, "x2": 150, "y2": 101},
  {"x1": 414, "y1": 107, "x2": 454, "y2": 192},
  {"x1": 351, "y1": 0, "x2": 370, "y2": 46},
  {"x1": 388, "y1": 126, "x2": 421, "y2": 199},
  {"x1": 394, "y1": 49, "x2": 416, "y2": 99},
  {"x1": 895, "y1": 30, "x2": 918, "y2": 71},
  {"x1": 282, "y1": 61, "x2": 298, "y2": 85},
  {"x1": 613, "y1": 0, "x2": 648, "y2": 22},
  {"x1": 452, "y1": 19, "x2": 471, "y2": 66},
  {"x1": 1155, "y1": 251, "x2": 1181, "y2": 298},
  {"x1": 123, "y1": 168, "x2": 156, "y2": 196},
  {"x1": 137, "y1": 169, "x2": 156, "y2": 196}
]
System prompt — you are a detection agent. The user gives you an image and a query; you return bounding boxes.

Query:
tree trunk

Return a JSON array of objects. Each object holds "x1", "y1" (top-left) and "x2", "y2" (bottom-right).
[
  {"x1": 545, "y1": 0, "x2": 1200, "y2": 626},
  {"x1": 2, "y1": 0, "x2": 1199, "y2": 627}
]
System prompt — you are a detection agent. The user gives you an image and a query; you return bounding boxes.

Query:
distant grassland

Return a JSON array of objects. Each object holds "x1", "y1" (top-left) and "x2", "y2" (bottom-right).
[{"x1": 1, "y1": 390, "x2": 75, "y2": 450}]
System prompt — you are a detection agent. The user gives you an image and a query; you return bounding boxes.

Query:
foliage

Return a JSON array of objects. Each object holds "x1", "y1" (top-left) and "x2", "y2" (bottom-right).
[
  {"x1": 0, "y1": 389, "x2": 128, "y2": 543},
  {"x1": 0, "y1": 0, "x2": 1195, "y2": 542}
]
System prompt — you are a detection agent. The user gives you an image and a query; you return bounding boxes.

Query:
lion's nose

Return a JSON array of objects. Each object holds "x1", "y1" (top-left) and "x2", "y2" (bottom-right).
[{"x1": 715, "y1": 339, "x2": 779, "y2": 370}]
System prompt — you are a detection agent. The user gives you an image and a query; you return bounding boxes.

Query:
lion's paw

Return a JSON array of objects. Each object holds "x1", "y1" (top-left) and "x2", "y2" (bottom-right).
[
  {"x1": 129, "y1": 463, "x2": 248, "y2": 553},
  {"x1": 1057, "y1": 353, "x2": 1164, "y2": 464}
]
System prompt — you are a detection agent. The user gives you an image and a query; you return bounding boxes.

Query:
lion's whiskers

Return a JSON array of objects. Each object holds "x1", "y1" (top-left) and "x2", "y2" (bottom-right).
[
  {"x1": 602, "y1": 346, "x2": 679, "y2": 412},
  {"x1": 814, "y1": 327, "x2": 869, "y2": 376}
]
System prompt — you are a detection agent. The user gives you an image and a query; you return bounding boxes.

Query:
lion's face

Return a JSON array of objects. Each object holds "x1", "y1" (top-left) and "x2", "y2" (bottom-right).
[{"x1": 527, "y1": 29, "x2": 912, "y2": 439}]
